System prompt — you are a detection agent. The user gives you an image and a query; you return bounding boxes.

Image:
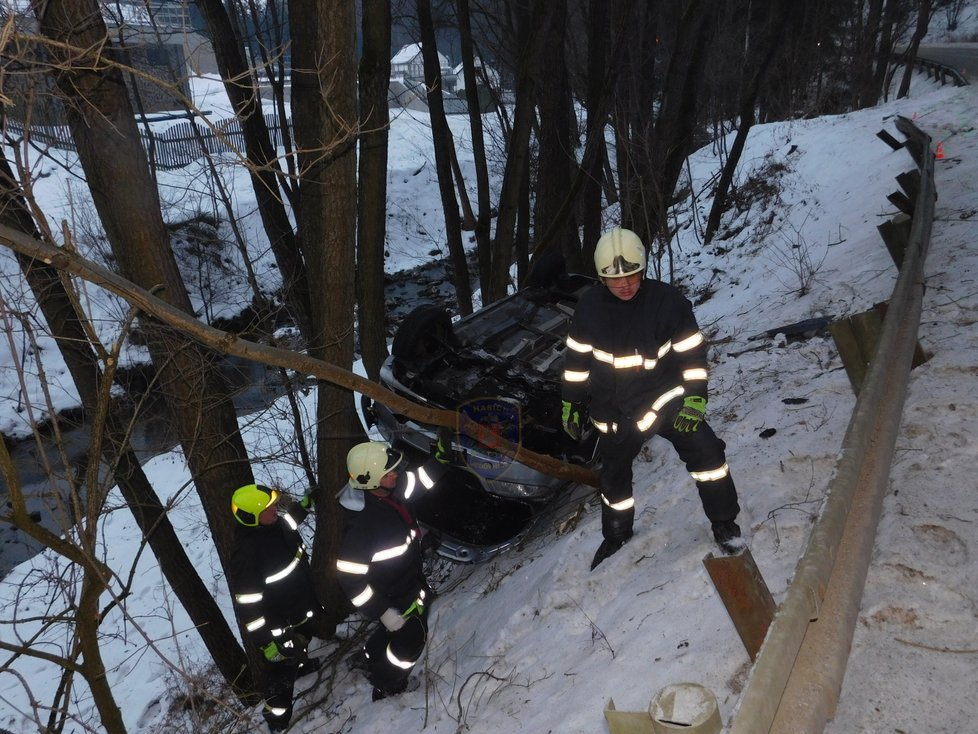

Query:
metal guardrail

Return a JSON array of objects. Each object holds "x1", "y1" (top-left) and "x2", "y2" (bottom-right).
[
  {"x1": 723, "y1": 117, "x2": 936, "y2": 734},
  {"x1": 913, "y1": 55, "x2": 969, "y2": 86},
  {"x1": 4, "y1": 112, "x2": 293, "y2": 171},
  {"x1": 892, "y1": 50, "x2": 971, "y2": 87}
]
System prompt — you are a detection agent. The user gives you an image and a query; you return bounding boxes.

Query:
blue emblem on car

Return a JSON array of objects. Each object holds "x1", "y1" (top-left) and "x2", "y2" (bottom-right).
[{"x1": 457, "y1": 397, "x2": 521, "y2": 479}]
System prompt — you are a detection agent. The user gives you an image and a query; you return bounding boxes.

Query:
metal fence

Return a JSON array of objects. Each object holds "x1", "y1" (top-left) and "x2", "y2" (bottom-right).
[{"x1": 5, "y1": 112, "x2": 292, "y2": 171}]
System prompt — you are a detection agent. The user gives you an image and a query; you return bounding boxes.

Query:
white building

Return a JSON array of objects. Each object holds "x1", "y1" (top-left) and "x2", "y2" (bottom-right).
[{"x1": 390, "y1": 42, "x2": 454, "y2": 86}]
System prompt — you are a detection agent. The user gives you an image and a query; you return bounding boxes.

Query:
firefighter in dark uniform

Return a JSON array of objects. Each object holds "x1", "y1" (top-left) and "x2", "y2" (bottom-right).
[
  {"x1": 560, "y1": 227, "x2": 743, "y2": 570},
  {"x1": 335, "y1": 440, "x2": 448, "y2": 701},
  {"x1": 230, "y1": 484, "x2": 322, "y2": 731}
]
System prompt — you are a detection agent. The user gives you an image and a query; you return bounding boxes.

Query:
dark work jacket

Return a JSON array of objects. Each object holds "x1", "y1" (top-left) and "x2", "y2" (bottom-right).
[
  {"x1": 561, "y1": 279, "x2": 709, "y2": 432},
  {"x1": 335, "y1": 457, "x2": 445, "y2": 620},
  {"x1": 230, "y1": 504, "x2": 320, "y2": 649}
]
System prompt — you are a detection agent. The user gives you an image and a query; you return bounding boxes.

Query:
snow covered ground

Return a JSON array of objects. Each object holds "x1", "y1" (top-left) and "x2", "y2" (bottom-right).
[{"x1": 0, "y1": 55, "x2": 976, "y2": 734}]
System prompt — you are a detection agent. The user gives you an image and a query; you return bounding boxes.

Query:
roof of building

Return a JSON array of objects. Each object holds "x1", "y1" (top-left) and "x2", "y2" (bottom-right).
[{"x1": 391, "y1": 43, "x2": 450, "y2": 69}]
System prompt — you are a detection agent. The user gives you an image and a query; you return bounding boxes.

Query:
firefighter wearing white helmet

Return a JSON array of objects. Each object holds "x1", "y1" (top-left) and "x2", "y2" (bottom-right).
[
  {"x1": 336, "y1": 438, "x2": 452, "y2": 701},
  {"x1": 229, "y1": 483, "x2": 322, "y2": 732},
  {"x1": 594, "y1": 226, "x2": 646, "y2": 278},
  {"x1": 562, "y1": 226, "x2": 743, "y2": 570}
]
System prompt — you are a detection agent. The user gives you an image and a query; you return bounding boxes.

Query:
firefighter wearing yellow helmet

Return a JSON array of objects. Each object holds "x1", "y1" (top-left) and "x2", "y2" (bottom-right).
[
  {"x1": 562, "y1": 227, "x2": 743, "y2": 570},
  {"x1": 229, "y1": 483, "x2": 321, "y2": 731}
]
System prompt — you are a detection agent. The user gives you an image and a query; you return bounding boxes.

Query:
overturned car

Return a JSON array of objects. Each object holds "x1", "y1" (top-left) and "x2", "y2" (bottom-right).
[{"x1": 363, "y1": 272, "x2": 599, "y2": 562}]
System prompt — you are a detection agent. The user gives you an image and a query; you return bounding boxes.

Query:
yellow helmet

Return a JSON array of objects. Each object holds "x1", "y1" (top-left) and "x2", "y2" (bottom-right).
[
  {"x1": 594, "y1": 227, "x2": 646, "y2": 278},
  {"x1": 347, "y1": 442, "x2": 404, "y2": 490},
  {"x1": 231, "y1": 484, "x2": 278, "y2": 526}
]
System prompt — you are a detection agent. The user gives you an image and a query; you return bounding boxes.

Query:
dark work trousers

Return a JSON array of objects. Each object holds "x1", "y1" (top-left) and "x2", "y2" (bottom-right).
[
  {"x1": 596, "y1": 411, "x2": 740, "y2": 540},
  {"x1": 263, "y1": 657, "x2": 300, "y2": 731},
  {"x1": 261, "y1": 625, "x2": 313, "y2": 731},
  {"x1": 364, "y1": 610, "x2": 428, "y2": 695}
]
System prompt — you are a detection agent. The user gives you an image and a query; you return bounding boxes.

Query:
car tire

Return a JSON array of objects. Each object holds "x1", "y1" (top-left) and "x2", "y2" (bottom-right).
[{"x1": 391, "y1": 304, "x2": 459, "y2": 362}]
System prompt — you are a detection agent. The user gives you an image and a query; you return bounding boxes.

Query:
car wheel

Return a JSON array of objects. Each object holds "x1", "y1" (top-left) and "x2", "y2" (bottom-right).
[{"x1": 392, "y1": 304, "x2": 459, "y2": 362}]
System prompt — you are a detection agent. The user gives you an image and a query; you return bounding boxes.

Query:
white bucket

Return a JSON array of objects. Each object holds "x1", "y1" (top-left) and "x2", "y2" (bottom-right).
[{"x1": 649, "y1": 683, "x2": 722, "y2": 734}]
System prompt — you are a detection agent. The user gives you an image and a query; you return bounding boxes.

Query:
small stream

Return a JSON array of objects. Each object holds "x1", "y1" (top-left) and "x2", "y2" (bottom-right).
[{"x1": 0, "y1": 260, "x2": 461, "y2": 578}]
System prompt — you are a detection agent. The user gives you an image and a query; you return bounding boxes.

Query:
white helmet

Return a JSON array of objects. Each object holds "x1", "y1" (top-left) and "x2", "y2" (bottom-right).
[
  {"x1": 347, "y1": 441, "x2": 404, "y2": 490},
  {"x1": 594, "y1": 227, "x2": 646, "y2": 278}
]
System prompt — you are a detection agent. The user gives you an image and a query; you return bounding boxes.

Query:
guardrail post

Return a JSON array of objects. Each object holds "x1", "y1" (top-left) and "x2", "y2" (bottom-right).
[
  {"x1": 896, "y1": 169, "x2": 921, "y2": 205},
  {"x1": 878, "y1": 213, "x2": 912, "y2": 268},
  {"x1": 875, "y1": 129, "x2": 904, "y2": 151},
  {"x1": 703, "y1": 548, "x2": 776, "y2": 661}
]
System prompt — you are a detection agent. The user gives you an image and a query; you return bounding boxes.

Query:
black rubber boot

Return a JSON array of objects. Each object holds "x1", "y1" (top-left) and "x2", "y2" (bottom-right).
[
  {"x1": 711, "y1": 520, "x2": 745, "y2": 554},
  {"x1": 590, "y1": 534, "x2": 632, "y2": 570},
  {"x1": 590, "y1": 504, "x2": 634, "y2": 570}
]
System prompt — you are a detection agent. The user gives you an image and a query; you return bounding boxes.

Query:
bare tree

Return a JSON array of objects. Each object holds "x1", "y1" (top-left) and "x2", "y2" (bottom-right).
[
  {"x1": 358, "y1": 0, "x2": 394, "y2": 380},
  {"x1": 897, "y1": 0, "x2": 934, "y2": 98},
  {"x1": 31, "y1": 0, "x2": 256, "y2": 691},
  {"x1": 286, "y1": 0, "x2": 363, "y2": 630},
  {"x1": 705, "y1": 0, "x2": 792, "y2": 244},
  {"x1": 417, "y1": 0, "x2": 475, "y2": 314},
  {"x1": 530, "y1": 0, "x2": 580, "y2": 284},
  {"x1": 456, "y1": 0, "x2": 496, "y2": 295},
  {"x1": 0, "y1": 144, "x2": 252, "y2": 695},
  {"x1": 195, "y1": 0, "x2": 312, "y2": 336}
]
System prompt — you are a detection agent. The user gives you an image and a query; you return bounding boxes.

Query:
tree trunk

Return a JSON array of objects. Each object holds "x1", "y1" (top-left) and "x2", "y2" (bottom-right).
[
  {"x1": 75, "y1": 573, "x2": 127, "y2": 733},
  {"x1": 456, "y1": 0, "x2": 494, "y2": 298},
  {"x1": 357, "y1": 0, "x2": 393, "y2": 380},
  {"x1": 0, "y1": 151, "x2": 252, "y2": 696},
  {"x1": 417, "y1": 0, "x2": 474, "y2": 315},
  {"x1": 195, "y1": 0, "x2": 312, "y2": 337},
  {"x1": 898, "y1": 0, "x2": 933, "y2": 99},
  {"x1": 488, "y1": 0, "x2": 550, "y2": 304},
  {"x1": 532, "y1": 0, "x2": 580, "y2": 282},
  {"x1": 613, "y1": 0, "x2": 659, "y2": 240},
  {"x1": 32, "y1": 0, "x2": 255, "y2": 677},
  {"x1": 645, "y1": 0, "x2": 714, "y2": 250},
  {"x1": 705, "y1": 0, "x2": 792, "y2": 243},
  {"x1": 854, "y1": 0, "x2": 885, "y2": 108},
  {"x1": 287, "y1": 0, "x2": 361, "y2": 632},
  {"x1": 579, "y1": 0, "x2": 610, "y2": 274},
  {"x1": 871, "y1": 0, "x2": 900, "y2": 104}
]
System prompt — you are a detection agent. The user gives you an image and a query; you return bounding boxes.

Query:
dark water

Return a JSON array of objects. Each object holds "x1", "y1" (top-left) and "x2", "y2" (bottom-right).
[{"x1": 0, "y1": 358, "x2": 284, "y2": 577}]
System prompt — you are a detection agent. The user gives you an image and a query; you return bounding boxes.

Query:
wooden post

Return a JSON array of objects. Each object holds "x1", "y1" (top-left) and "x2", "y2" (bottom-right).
[
  {"x1": 829, "y1": 318, "x2": 868, "y2": 393},
  {"x1": 875, "y1": 129, "x2": 904, "y2": 151},
  {"x1": 878, "y1": 213, "x2": 912, "y2": 269},
  {"x1": 830, "y1": 302, "x2": 930, "y2": 394},
  {"x1": 604, "y1": 699, "x2": 654, "y2": 734},
  {"x1": 703, "y1": 548, "x2": 776, "y2": 662},
  {"x1": 896, "y1": 169, "x2": 921, "y2": 206},
  {"x1": 886, "y1": 190, "x2": 914, "y2": 215}
]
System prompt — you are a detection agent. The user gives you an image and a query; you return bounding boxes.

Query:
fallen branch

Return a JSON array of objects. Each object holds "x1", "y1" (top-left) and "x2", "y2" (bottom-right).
[{"x1": 0, "y1": 223, "x2": 599, "y2": 487}]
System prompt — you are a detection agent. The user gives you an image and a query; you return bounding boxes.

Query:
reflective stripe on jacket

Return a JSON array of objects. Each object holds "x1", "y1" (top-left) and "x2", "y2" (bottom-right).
[
  {"x1": 230, "y1": 505, "x2": 320, "y2": 648},
  {"x1": 561, "y1": 280, "x2": 708, "y2": 430},
  {"x1": 336, "y1": 458, "x2": 444, "y2": 620}
]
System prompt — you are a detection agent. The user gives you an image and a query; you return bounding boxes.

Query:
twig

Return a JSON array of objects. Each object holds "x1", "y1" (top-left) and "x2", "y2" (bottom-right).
[
  {"x1": 571, "y1": 599, "x2": 615, "y2": 660},
  {"x1": 895, "y1": 638, "x2": 978, "y2": 654}
]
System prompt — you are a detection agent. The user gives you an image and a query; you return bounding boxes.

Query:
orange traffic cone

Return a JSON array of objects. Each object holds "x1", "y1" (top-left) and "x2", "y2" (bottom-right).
[{"x1": 935, "y1": 142, "x2": 945, "y2": 160}]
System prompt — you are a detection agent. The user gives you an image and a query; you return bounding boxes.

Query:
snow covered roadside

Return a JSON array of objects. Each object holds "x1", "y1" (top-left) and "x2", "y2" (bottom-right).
[
  {"x1": 825, "y1": 83, "x2": 978, "y2": 734},
  {"x1": 0, "y1": 77, "x2": 976, "y2": 734}
]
